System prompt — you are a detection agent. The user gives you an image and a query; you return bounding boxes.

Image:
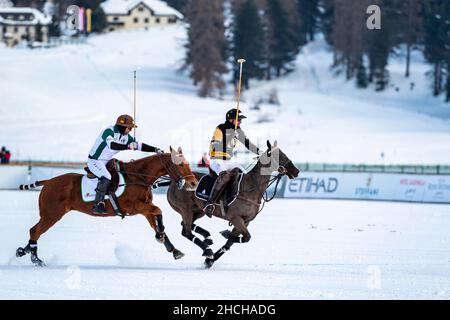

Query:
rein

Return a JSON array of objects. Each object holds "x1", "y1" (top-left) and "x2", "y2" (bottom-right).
[
  {"x1": 117, "y1": 154, "x2": 194, "y2": 190},
  {"x1": 157, "y1": 153, "x2": 195, "y2": 185},
  {"x1": 239, "y1": 159, "x2": 292, "y2": 214}
]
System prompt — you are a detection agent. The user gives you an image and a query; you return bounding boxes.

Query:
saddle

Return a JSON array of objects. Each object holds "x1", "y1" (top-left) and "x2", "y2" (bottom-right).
[
  {"x1": 84, "y1": 159, "x2": 122, "y2": 193},
  {"x1": 195, "y1": 168, "x2": 244, "y2": 208}
]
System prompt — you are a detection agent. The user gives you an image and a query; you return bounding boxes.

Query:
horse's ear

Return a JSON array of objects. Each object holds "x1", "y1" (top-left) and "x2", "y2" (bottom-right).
[
  {"x1": 267, "y1": 140, "x2": 272, "y2": 150},
  {"x1": 169, "y1": 146, "x2": 174, "y2": 153},
  {"x1": 178, "y1": 147, "x2": 183, "y2": 154},
  {"x1": 273, "y1": 140, "x2": 278, "y2": 147}
]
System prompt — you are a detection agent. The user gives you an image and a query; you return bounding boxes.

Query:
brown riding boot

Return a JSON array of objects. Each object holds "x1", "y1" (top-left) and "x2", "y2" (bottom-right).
[
  {"x1": 227, "y1": 168, "x2": 242, "y2": 198},
  {"x1": 203, "y1": 171, "x2": 232, "y2": 218}
]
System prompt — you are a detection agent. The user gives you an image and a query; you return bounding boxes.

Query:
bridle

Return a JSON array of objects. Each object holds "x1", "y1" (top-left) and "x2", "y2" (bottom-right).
[
  {"x1": 241, "y1": 158, "x2": 295, "y2": 213},
  {"x1": 118, "y1": 153, "x2": 195, "y2": 190},
  {"x1": 157, "y1": 153, "x2": 195, "y2": 190}
]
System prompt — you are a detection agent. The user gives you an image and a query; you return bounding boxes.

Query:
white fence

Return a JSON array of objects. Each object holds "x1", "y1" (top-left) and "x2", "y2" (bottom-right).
[
  {"x1": 1, "y1": 165, "x2": 450, "y2": 204},
  {"x1": 0, "y1": 166, "x2": 85, "y2": 189},
  {"x1": 0, "y1": 166, "x2": 29, "y2": 189}
]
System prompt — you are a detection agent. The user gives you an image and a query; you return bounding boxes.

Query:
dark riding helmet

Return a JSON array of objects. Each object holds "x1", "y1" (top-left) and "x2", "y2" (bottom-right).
[
  {"x1": 226, "y1": 108, "x2": 247, "y2": 121},
  {"x1": 116, "y1": 114, "x2": 137, "y2": 129}
]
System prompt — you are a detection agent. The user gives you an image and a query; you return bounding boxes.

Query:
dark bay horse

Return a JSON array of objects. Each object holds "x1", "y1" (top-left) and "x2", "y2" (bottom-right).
[
  {"x1": 167, "y1": 141, "x2": 300, "y2": 268},
  {"x1": 16, "y1": 147, "x2": 198, "y2": 266}
]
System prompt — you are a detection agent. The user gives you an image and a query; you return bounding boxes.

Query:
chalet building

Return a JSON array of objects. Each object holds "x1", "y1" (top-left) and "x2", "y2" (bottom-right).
[
  {"x1": 101, "y1": 0, "x2": 183, "y2": 32},
  {"x1": 0, "y1": 7, "x2": 51, "y2": 47}
]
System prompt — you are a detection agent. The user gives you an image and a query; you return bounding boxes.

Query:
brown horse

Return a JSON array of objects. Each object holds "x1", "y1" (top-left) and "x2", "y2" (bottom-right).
[
  {"x1": 167, "y1": 141, "x2": 300, "y2": 268},
  {"x1": 16, "y1": 147, "x2": 198, "y2": 266}
]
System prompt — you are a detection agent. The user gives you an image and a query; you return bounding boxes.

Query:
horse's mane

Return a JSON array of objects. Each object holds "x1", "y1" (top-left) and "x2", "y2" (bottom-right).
[
  {"x1": 247, "y1": 147, "x2": 280, "y2": 177},
  {"x1": 126, "y1": 152, "x2": 170, "y2": 166}
]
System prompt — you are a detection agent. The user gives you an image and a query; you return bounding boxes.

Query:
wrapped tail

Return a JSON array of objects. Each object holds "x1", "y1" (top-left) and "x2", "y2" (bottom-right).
[{"x1": 19, "y1": 180, "x2": 47, "y2": 190}]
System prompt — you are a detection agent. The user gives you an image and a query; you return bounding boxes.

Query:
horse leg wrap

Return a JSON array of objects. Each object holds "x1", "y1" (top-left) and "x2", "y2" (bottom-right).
[
  {"x1": 155, "y1": 215, "x2": 166, "y2": 242},
  {"x1": 27, "y1": 241, "x2": 45, "y2": 267},
  {"x1": 192, "y1": 236, "x2": 208, "y2": 250},
  {"x1": 192, "y1": 224, "x2": 211, "y2": 238},
  {"x1": 212, "y1": 238, "x2": 235, "y2": 262},
  {"x1": 213, "y1": 246, "x2": 228, "y2": 261},
  {"x1": 192, "y1": 224, "x2": 213, "y2": 245},
  {"x1": 183, "y1": 230, "x2": 209, "y2": 250},
  {"x1": 155, "y1": 215, "x2": 165, "y2": 233},
  {"x1": 162, "y1": 235, "x2": 175, "y2": 252}
]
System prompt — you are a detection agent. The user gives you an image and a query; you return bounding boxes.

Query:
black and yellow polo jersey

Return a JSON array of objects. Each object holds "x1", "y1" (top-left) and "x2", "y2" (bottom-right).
[{"x1": 209, "y1": 121, "x2": 259, "y2": 160}]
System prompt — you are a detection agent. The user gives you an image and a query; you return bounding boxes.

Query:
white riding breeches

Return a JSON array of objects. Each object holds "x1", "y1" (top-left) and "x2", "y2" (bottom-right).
[
  {"x1": 87, "y1": 158, "x2": 111, "y2": 180},
  {"x1": 210, "y1": 159, "x2": 245, "y2": 175}
]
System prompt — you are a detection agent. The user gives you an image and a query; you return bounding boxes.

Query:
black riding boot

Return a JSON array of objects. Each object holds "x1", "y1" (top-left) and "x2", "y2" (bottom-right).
[
  {"x1": 93, "y1": 177, "x2": 110, "y2": 214},
  {"x1": 203, "y1": 171, "x2": 232, "y2": 218}
]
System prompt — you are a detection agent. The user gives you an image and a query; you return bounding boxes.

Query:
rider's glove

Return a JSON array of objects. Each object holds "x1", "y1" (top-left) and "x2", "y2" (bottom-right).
[
  {"x1": 228, "y1": 137, "x2": 238, "y2": 149},
  {"x1": 155, "y1": 147, "x2": 164, "y2": 154},
  {"x1": 128, "y1": 142, "x2": 139, "y2": 150}
]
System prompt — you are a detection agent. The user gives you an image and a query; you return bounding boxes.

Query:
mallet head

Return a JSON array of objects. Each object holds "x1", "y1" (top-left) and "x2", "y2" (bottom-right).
[{"x1": 237, "y1": 58, "x2": 246, "y2": 64}]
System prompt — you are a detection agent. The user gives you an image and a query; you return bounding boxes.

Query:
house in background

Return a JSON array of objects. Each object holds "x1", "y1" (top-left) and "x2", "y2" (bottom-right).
[
  {"x1": 0, "y1": 7, "x2": 51, "y2": 47},
  {"x1": 101, "y1": 0, "x2": 183, "y2": 32}
]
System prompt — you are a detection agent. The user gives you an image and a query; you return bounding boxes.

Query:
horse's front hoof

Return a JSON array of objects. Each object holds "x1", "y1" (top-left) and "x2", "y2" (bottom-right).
[
  {"x1": 16, "y1": 247, "x2": 27, "y2": 257},
  {"x1": 31, "y1": 255, "x2": 46, "y2": 267},
  {"x1": 220, "y1": 230, "x2": 231, "y2": 239},
  {"x1": 202, "y1": 248, "x2": 213, "y2": 258},
  {"x1": 173, "y1": 249, "x2": 185, "y2": 260},
  {"x1": 204, "y1": 258, "x2": 214, "y2": 269}
]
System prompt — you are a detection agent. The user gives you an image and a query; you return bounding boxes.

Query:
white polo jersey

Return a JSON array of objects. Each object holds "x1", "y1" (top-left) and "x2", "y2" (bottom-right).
[{"x1": 89, "y1": 125, "x2": 134, "y2": 163}]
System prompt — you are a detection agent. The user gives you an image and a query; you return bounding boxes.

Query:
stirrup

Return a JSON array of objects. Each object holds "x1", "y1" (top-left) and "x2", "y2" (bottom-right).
[{"x1": 93, "y1": 201, "x2": 107, "y2": 214}]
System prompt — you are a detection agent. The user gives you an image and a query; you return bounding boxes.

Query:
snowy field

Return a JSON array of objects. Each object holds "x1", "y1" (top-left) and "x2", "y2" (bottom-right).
[
  {"x1": 1, "y1": 191, "x2": 450, "y2": 299},
  {"x1": 1, "y1": 25, "x2": 450, "y2": 165}
]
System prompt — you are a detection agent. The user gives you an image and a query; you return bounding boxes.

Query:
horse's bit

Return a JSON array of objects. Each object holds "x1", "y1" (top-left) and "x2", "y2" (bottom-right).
[{"x1": 158, "y1": 153, "x2": 195, "y2": 190}]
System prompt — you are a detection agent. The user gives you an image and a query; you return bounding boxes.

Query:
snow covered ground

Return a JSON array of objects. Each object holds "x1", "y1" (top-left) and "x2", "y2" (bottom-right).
[
  {"x1": 1, "y1": 25, "x2": 450, "y2": 165},
  {"x1": 1, "y1": 191, "x2": 450, "y2": 299}
]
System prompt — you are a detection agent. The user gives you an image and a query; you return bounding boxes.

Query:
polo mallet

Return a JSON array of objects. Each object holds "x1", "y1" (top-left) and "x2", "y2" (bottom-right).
[
  {"x1": 133, "y1": 70, "x2": 137, "y2": 140},
  {"x1": 234, "y1": 58, "x2": 246, "y2": 130}
]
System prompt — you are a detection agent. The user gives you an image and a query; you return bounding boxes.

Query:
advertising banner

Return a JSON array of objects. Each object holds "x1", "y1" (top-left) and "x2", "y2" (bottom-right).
[{"x1": 284, "y1": 172, "x2": 450, "y2": 203}]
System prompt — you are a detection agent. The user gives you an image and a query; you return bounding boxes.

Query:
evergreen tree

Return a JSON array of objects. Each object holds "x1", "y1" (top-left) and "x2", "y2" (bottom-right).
[
  {"x1": 163, "y1": 0, "x2": 188, "y2": 13},
  {"x1": 367, "y1": 23, "x2": 391, "y2": 91},
  {"x1": 91, "y1": 6, "x2": 107, "y2": 33},
  {"x1": 330, "y1": 0, "x2": 368, "y2": 80},
  {"x1": 356, "y1": 57, "x2": 368, "y2": 88},
  {"x1": 366, "y1": 0, "x2": 401, "y2": 91},
  {"x1": 231, "y1": 0, "x2": 265, "y2": 89},
  {"x1": 446, "y1": 73, "x2": 450, "y2": 102},
  {"x1": 43, "y1": 0, "x2": 60, "y2": 37},
  {"x1": 296, "y1": 0, "x2": 320, "y2": 43},
  {"x1": 423, "y1": 0, "x2": 450, "y2": 97},
  {"x1": 35, "y1": 22, "x2": 43, "y2": 42},
  {"x1": 266, "y1": 0, "x2": 297, "y2": 78},
  {"x1": 397, "y1": 0, "x2": 422, "y2": 78},
  {"x1": 319, "y1": 0, "x2": 334, "y2": 46},
  {"x1": 184, "y1": 0, "x2": 228, "y2": 97}
]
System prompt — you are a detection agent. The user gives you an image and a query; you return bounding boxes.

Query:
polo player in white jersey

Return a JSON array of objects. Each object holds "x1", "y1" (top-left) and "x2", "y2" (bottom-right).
[{"x1": 88, "y1": 115, "x2": 163, "y2": 214}]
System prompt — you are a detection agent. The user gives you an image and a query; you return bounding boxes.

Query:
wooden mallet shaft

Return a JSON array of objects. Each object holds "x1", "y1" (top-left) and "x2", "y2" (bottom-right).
[{"x1": 235, "y1": 58, "x2": 246, "y2": 130}]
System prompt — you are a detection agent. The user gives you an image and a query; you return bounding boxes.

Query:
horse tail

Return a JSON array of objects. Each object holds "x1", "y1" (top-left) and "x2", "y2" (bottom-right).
[{"x1": 19, "y1": 180, "x2": 48, "y2": 191}]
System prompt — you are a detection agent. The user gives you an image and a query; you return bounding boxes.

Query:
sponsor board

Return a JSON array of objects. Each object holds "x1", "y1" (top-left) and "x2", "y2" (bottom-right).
[{"x1": 284, "y1": 172, "x2": 450, "y2": 203}]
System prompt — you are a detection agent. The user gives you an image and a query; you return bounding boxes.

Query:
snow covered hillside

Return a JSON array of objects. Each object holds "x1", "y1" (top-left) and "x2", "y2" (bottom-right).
[{"x1": 1, "y1": 25, "x2": 449, "y2": 165}]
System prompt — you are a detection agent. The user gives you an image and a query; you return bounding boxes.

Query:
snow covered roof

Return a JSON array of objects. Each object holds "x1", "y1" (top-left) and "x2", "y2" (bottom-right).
[
  {"x1": 0, "y1": 7, "x2": 51, "y2": 25},
  {"x1": 101, "y1": 0, "x2": 183, "y2": 19}
]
